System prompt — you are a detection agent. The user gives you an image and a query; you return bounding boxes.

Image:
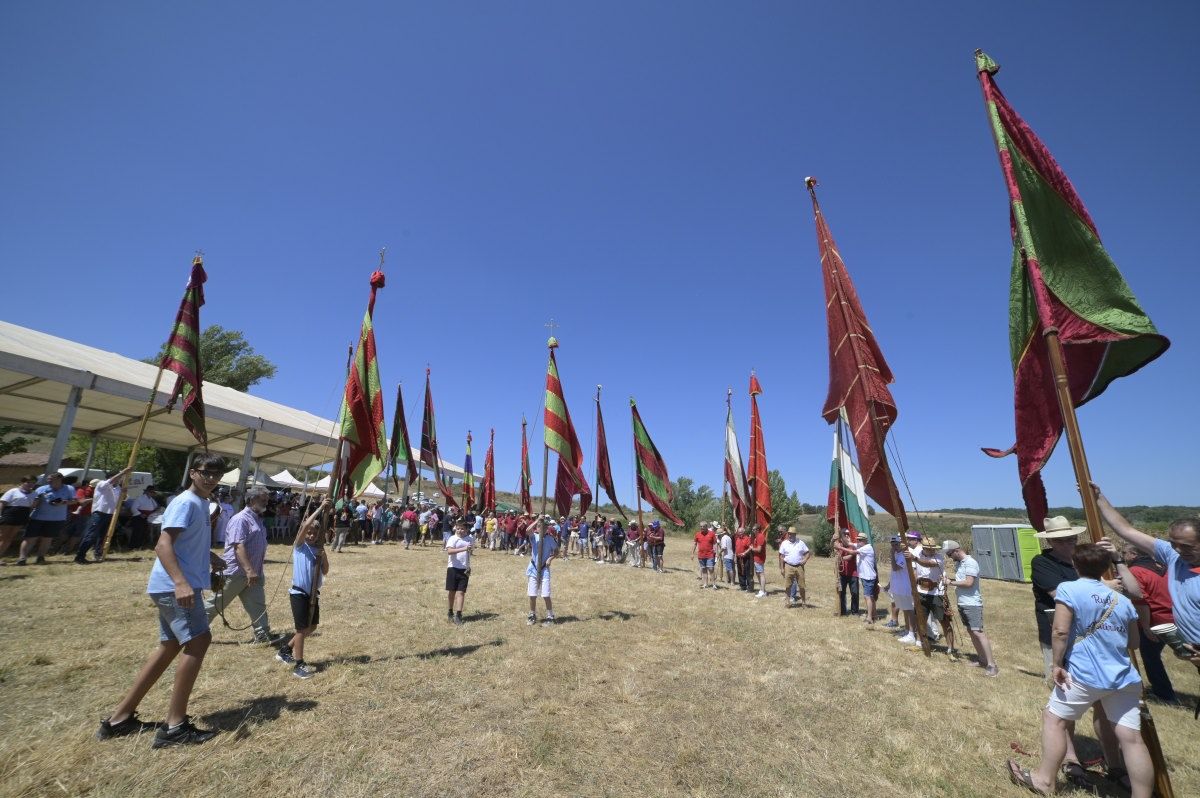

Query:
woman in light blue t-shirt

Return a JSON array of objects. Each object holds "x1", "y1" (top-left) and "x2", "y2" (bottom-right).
[{"x1": 1007, "y1": 542, "x2": 1152, "y2": 798}]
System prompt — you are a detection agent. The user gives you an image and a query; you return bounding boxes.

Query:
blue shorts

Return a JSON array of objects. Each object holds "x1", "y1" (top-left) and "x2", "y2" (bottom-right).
[
  {"x1": 754, "y1": 562, "x2": 764, "y2": 574},
  {"x1": 860, "y1": 578, "x2": 878, "y2": 596},
  {"x1": 151, "y1": 591, "x2": 210, "y2": 644},
  {"x1": 723, "y1": 557, "x2": 734, "y2": 571},
  {"x1": 699, "y1": 557, "x2": 714, "y2": 569}
]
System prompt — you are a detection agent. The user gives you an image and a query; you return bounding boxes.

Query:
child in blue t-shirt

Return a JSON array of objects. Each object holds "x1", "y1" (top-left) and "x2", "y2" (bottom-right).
[{"x1": 277, "y1": 500, "x2": 330, "y2": 679}]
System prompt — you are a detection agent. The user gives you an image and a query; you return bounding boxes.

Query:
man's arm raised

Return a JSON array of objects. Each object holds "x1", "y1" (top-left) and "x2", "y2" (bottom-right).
[{"x1": 1089, "y1": 483, "x2": 1158, "y2": 555}]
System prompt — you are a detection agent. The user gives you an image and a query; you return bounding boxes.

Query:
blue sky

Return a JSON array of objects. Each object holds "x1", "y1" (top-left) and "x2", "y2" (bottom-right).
[{"x1": 3, "y1": 2, "x2": 1197, "y2": 510}]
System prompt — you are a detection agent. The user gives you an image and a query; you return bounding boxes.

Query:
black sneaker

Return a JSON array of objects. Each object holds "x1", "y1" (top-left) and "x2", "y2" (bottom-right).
[
  {"x1": 276, "y1": 647, "x2": 295, "y2": 665},
  {"x1": 74, "y1": 559, "x2": 90, "y2": 565},
  {"x1": 35, "y1": 556, "x2": 47, "y2": 565},
  {"x1": 526, "y1": 612, "x2": 536, "y2": 626},
  {"x1": 96, "y1": 712, "x2": 156, "y2": 740},
  {"x1": 151, "y1": 717, "x2": 217, "y2": 748},
  {"x1": 293, "y1": 662, "x2": 314, "y2": 680},
  {"x1": 453, "y1": 614, "x2": 464, "y2": 626}
]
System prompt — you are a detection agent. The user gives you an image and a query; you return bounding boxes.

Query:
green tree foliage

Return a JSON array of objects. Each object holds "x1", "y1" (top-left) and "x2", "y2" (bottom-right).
[
  {"x1": 147, "y1": 325, "x2": 277, "y2": 392},
  {"x1": 0, "y1": 426, "x2": 33, "y2": 458},
  {"x1": 812, "y1": 517, "x2": 834, "y2": 557},
  {"x1": 767, "y1": 469, "x2": 802, "y2": 531},
  {"x1": 68, "y1": 326, "x2": 279, "y2": 486},
  {"x1": 668, "y1": 476, "x2": 720, "y2": 531}
]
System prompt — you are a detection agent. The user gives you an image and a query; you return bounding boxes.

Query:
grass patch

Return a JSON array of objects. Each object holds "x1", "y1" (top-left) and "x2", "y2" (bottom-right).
[{"x1": 0, "y1": 540, "x2": 1197, "y2": 797}]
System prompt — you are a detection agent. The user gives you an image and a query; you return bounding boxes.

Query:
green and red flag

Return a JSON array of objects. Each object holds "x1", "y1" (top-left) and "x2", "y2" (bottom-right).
[
  {"x1": 976, "y1": 51, "x2": 1169, "y2": 529},
  {"x1": 594, "y1": 394, "x2": 627, "y2": 520},
  {"x1": 809, "y1": 179, "x2": 900, "y2": 517},
  {"x1": 746, "y1": 373, "x2": 772, "y2": 530},
  {"x1": 724, "y1": 399, "x2": 750, "y2": 528},
  {"x1": 543, "y1": 339, "x2": 591, "y2": 517},
  {"x1": 387, "y1": 382, "x2": 418, "y2": 490},
  {"x1": 333, "y1": 270, "x2": 388, "y2": 499},
  {"x1": 477, "y1": 428, "x2": 496, "y2": 513},
  {"x1": 630, "y1": 398, "x2": 684, "y2": 526},
  {"x1": 827, "y1": 409, "x2": 872, "y2": 543},
  {"x1": 519, "y1": 416, "x2": 533, "y2": 514},
  {"x1": 420, "y1": 368, "x2": 458, "y2": 508},
  {"x1": 461, "y1": 431, "x2": 476, "y2": 510},
  {"x1": 161, "y1": 255, "x2": 208, "y2": 447}
]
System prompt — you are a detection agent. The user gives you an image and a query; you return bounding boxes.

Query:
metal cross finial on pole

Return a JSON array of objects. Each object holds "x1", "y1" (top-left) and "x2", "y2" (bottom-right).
[
  {"x1": 545, "y1": 318, "x2": 559, "y2": 336},
  {"x1": 378, "y1": 247, "x2": 387, "y2": 268}
]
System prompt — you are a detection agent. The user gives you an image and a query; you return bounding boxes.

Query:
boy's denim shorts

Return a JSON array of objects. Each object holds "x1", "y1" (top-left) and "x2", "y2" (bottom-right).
[{"x1": 151, "y1": 591, "x2": 210, "y2": 644}]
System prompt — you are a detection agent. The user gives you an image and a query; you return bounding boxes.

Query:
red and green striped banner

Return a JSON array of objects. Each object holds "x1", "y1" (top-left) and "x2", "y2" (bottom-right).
[
  {"x1": 630, "y1": 398, "x2": 684, "y2": 526},
  {"x1": 420, "y1": 368, "x2": 458, "y2": 508},
  {"x1": 387, "y1": 382, "x2": 418, "y2": 489},
  {"x1": 976, "y1": 51, "x2": 1169, "y2": 528},
  {"x1": 335, "y1": 271, "x2": 388, "y2": 499},
  {"x1": 543, "y1": 340, "x2": 591, "y2": 517},
  {"x1": 161, "y1": 256, "x2": 208, "y2": 446},
  {"x1": 479, "y1": 428, "x2": 496, "y2": 513},
  {"x1": 519, "y1": 417, "x2": 533, "y2": 514},
  {"x1": 595, "y1": 397, "x2": 626, "y2": 519}
]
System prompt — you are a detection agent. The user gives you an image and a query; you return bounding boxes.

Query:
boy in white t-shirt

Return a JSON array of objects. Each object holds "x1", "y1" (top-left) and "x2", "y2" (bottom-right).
[{"x1": 445, "y1": 519, "x2": 474, "y2": 626}]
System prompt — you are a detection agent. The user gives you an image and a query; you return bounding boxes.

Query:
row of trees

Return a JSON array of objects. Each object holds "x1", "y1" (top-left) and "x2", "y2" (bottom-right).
[{"x1": 667, "y1": 469, "x2": 818, "y2": 538}]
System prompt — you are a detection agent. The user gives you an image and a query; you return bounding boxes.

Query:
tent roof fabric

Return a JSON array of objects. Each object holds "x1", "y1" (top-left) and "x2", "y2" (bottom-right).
[
  {"x1": 0, "y1": 321, "x2": 339, "y2": 472},
  {"x1": 0, "y1": 322, "x2": 484, "y2": 480}
]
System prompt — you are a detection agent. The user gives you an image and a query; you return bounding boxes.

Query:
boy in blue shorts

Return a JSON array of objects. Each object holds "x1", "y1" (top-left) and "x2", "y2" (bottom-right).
[{"x1": 96, "y1": 454, "x2": 228, "y2": 748}]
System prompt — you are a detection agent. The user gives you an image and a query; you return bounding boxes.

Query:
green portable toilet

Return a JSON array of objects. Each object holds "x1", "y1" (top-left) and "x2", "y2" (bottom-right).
[{"x1": 970, "y1": 524, "x2": 1039, "y2": 582}]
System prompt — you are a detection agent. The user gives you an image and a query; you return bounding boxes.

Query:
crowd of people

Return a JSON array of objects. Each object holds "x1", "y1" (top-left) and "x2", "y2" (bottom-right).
[{"x1": 3, "y1": 461, "x2": 1198, "y2": 793}]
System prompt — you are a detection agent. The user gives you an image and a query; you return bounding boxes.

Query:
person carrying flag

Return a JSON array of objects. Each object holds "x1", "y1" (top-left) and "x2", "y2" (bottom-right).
[{"x1": 526, "y1": 517, "x2": 558, "y2": 627}]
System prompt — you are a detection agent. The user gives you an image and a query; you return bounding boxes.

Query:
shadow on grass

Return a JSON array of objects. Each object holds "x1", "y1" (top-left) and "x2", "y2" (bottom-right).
[
  {"x1": 596, "y1": 610, "x2": 638, "y2": 622},
  {"x1": 463, "y1": 611, "x2": 499, "y2": 623},
  {"x1": 201, "y1": 694, "x2": 318, "y2": 739},
  {"x1": 0, "y1": 573, "x2": 30, "y2": 581},
  {"x1": 309, "y1": 639, "x2": 505, "y2": 670}
]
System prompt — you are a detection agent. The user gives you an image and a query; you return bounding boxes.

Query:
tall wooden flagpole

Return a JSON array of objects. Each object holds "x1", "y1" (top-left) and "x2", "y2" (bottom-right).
[
  {"x1": 807, "y1": 177, "x2": 930, "y2": 657},
  {"x1": 722, "y1": 388, "x2": 731, "y2": 531},
  {"x1": 974, "y1": 56, "x2": 1171, "y2": 791},
  {"x1": 103, "y1": 254, "x2": 205, "y2": 556},
  {"x1": 535, "y1": 329, "x2": 557, "y2": 595}
]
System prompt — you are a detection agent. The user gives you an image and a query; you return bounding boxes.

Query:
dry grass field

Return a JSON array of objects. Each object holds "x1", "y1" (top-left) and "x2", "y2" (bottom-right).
[{"x1": 1, "y1": 534, "x2": 1197, "y2": 798}]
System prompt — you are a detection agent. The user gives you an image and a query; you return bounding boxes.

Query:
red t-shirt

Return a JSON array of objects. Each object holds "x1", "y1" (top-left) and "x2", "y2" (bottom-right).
[
  {"x1": 734, "y1": 535, "x2": 751, "y2": 557},
  {"x1": 694, "y1": 530, "x2": 716, "y2": 558},
  {"x1": 1129, "y1": 563, "x2": 1175, "y2": 626},
  {"x1": 752, "y1": 533, "x2": 767, "y2": 564},
  {"x1": 75, "y1": 486, "x2": 94, "y2": 518}
]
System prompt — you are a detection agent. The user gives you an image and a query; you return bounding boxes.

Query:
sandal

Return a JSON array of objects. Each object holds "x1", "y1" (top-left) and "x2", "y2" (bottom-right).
[{"x1": 1006, "y1": 759, "x2": 1049, "y2": 795}]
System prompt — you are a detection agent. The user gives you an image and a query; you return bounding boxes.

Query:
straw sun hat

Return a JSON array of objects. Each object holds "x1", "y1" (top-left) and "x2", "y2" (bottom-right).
[{"x1": 1034, "y1": 516, "x2": 1086, "y2": 539}]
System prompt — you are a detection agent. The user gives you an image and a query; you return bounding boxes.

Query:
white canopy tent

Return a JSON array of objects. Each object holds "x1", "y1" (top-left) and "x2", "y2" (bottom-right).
[
  {"x1": 0, "y1": 321, "x2": 339, "y2": 501},
  {"x1": 269, "y1": 469, "x2": 309, "y2": 489},
  {"x1": 305, "y1": 475, "x2": 386, "y2": 499},
  {"x1": 0, "y1": 321, "x2": 482, "y2": 503},
  {"x1": 219, "y1": 467, "x2": 283, "y2": 488}
]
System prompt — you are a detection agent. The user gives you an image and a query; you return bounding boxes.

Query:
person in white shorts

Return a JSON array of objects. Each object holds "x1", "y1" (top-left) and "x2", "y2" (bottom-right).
[
  {"x1": 526, "y1": 517, "x2": 558, "y2": 627},
  {"x1": 1005, "y1": 542, "x2": 1151, "y2": 797},
  {"x1": 884, "y1": 535, "x2": 917, "y2": 644}
]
